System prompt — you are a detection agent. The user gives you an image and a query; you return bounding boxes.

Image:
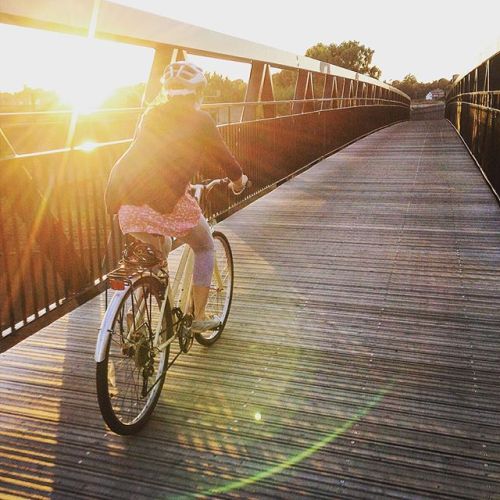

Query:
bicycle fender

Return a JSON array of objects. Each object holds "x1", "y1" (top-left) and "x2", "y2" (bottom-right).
[{"x1": 95, "y1": 288, "x2": 128, "y2": 363}]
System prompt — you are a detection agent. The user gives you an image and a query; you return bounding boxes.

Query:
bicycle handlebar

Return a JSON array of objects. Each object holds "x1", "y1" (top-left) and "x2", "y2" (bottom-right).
[
  {"x1": 190, "y1": 177, "x2": 251, "y2": 199},
  {"x1": 191, "y1": 178, "x2": 229, "y2": 191}
]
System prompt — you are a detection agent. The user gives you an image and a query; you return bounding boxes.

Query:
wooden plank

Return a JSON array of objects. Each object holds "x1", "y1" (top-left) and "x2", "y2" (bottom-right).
[{"x1": 0, "y1": 119, "x2": 499, "y2": 498}]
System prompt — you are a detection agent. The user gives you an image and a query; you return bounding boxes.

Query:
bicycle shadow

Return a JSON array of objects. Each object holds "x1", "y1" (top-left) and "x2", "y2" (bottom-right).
[
  {"x1": 26, "y1": 120, "x2": 500, "y2": 497},
  {"x1": 84, "y1": 179, "x2": 393, "y2": 496},
  {"x1": 48, "y1": 154, "x2": 398, "y2": 497}
]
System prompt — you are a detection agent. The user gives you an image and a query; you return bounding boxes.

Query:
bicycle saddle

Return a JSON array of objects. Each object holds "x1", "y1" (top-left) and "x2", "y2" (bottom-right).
[{"x1": 122, "y1": 240, "x2": 162, "y2": 268}]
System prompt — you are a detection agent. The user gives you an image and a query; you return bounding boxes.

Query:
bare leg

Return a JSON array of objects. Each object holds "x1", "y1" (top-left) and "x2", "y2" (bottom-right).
[
  {"x1": 177, "y1": 217, "x2": 218, "y2": 331},
  {"x1": 130, "y1": 223, "x2": 217, "y2": 331},
  {"x1": 192, "y1": 285, "x2": 210, "y2": 321}
]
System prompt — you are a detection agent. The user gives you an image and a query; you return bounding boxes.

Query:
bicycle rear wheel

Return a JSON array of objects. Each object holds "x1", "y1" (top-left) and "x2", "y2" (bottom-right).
[
  {"x1": 195, "y1": 231, "x2": 234, "y2": 346},
  {"x1": 96, "y1": 275, "x2": 173, "y2": 434}
]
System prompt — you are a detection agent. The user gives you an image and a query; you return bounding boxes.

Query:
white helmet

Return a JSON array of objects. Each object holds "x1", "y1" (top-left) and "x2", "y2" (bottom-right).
[{"x1": 161, "y1": 61, "x2": 206, "y2": 96}]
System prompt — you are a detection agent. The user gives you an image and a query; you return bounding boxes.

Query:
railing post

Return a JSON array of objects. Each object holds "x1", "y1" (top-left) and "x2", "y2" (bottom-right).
[
  {"x1": 322, "y1": 74, "x2": 334, "y2": 110},
  {"x1": 484, "y1": 60, "x2": 490, "y2": 108},
  {"x1": 293, "y1": 70, "x2": 314, "y2": 114},
  {"x1": 304, "y1": 72, "x2": 315, "y2": 112},
  {"x1": 292, "y1": 69, "x2": 307, "y2": 114},
  {"x1": 241, "y1": 62, "x2": 276, "y2": 121},
  {"x1": 242, "y1": 61, "x2": 265, "y2": 121},
  {"x1": 332, "y1": 77, "x2": 339, "y2": 109},
  {"x1": 346, "y1": 80, "x2": 353, "y2": 107},
  {"x1": 337, "y1": 78, "x2": 346, "y2": 108},
  {"x1": 261, "y1": 64, "x2": 276, "y2": 119}
]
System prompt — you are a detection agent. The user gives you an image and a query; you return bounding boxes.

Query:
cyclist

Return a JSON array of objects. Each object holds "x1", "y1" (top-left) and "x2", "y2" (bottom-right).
[{"x1": 105, "y1": 61, "x2": 248, "y2": 332}]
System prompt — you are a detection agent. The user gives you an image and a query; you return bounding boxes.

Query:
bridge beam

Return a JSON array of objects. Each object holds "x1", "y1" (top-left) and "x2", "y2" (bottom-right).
[
  {"x1": 321, "y1": 75, "x2": 334, "y2": 110},
  {"x1": 241, "y1": 62, "x2": 276, "y2": 121},
  {"x1": 293, "y1": 70, "x2": 315, "y2": 114}
]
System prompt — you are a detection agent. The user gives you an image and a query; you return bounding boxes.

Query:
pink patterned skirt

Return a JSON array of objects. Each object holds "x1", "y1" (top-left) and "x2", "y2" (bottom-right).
[{"x1": 118, "y1": 192, "x2": 202, "y2": 238}]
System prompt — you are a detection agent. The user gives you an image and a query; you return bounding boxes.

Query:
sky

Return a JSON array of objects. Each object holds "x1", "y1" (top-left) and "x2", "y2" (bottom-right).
[
  {"x1": 110, "y1": 0, "x2": 500, "y2": 82},
  {"x1": 1, "y1": 0, "x2": 499, "y2": 107}
]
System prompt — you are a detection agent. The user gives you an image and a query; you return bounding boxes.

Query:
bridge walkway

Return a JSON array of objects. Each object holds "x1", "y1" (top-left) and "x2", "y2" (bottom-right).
[{"x1": 1, "y1": 119, "x2": 499, "y2": 498}]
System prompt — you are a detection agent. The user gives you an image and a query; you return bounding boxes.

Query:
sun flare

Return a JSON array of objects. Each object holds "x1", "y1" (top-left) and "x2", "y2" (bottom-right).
[
  {"x1": 57, "y1": 81, "x2": 111, "y2": 114},
  {"x1": 53, "y1": 39, "x2": 118, "y2": 112},
  {"x1": 0, "y1": 23, "x2": 153, "y2": 110}
]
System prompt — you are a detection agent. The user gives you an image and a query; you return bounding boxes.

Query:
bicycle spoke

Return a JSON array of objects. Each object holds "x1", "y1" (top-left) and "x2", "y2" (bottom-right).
[
  {"x1": 195, "y1": 232, "x2": 233, "y2": 346},
  {"x1": 98, "y1": 185, "x2": 236, "y2": 433},
  {"x1": 97, "y1": 276, "x2": 171, "y2": 431}
]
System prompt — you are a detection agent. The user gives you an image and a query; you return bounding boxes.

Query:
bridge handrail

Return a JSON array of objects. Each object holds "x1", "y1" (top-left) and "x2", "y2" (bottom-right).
[
  {"x1": 0, "y1": 0, "x2": 411, "y2": 343},
  {"x1": 0, "y1": 97, "x2": 408, "y2": 122},
  {"x1": 445, "y1": 49, "x2": 499, "y2": 200},
  {"x1": 1, "y1": 96, "x2": 412, "y2": 159},
  {"x1": 0, "y1": 0, "x2": 409, "y2": 104}
]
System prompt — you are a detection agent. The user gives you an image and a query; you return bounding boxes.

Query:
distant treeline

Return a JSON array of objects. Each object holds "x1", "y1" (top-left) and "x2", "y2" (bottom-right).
[
  {"x1": 0, "y1": 73, "x2": 248, "y2": 112},
  {"x1": 389, "y1": 74, "x2": 453, "y2": 100},
  {"x1": 1, "y1": 46, "x2": 454, "y2": 112},
  {"x1": 0, "y1": 87, "x2": 63, "y2": 112}
]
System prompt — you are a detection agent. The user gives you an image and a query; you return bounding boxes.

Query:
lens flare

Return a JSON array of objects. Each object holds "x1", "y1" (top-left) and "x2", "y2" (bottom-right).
[
  {"x1": 199, "y1": 382, "x2": 393, "y2": 497},
  {"x1": 76, "y1": 141, "x2": 98, "y2": 152}
]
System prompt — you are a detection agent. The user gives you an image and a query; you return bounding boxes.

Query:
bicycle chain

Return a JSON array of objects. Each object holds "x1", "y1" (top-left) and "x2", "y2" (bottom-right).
[{"x1": 172, "y1": 308, "x2": 194, "y2": 353}]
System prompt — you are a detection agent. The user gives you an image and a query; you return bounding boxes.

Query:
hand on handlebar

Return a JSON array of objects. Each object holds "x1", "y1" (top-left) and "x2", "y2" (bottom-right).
[{"x1": 229, "y1": 174, "x2": 249, "y2": 195}]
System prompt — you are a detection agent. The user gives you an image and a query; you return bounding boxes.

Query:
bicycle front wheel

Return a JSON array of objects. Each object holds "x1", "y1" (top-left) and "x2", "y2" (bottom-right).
[
  {"x1": 195, "y1": 231, "x2": 234, "y2": 346},
  {"x1": 96, "y1": 275, "x2": 173, "y2": 435}
]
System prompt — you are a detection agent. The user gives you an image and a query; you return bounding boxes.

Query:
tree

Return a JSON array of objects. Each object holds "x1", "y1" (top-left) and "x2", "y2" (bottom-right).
[
  {"x1": 100, "y1": 72, "x2": 247, "y2": 109},
  {"x1": 272, "y1": 70, "x2": 296, "y2": 101},
  {"x1": 271, "y1": 40, "x2": 381, "y2": 101},
  {"x1": 391, "y1": 73, "x2": 418, "y2": 98},
  {"x1": 390, "y1": 74, "x2": 452, "y2": 100},
  {"x1": 101, "y1": 83, "x2": 145, "y2": 108},
  {"x1": 204, "y1": 72, "x2": 247, "y2": 102},
  {"x1": 0, "y1": 86, "x2": 62, "y2": 112},
  {"x1": 305, "y1": 40, "x2": 382, "y2": 79}
]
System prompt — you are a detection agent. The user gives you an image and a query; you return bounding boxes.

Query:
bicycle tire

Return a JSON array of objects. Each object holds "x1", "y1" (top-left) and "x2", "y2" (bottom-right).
[
  {"x1": 195, "y1": 231, "x2": 234, "y2": 346},
  {"x1": 96, "y1": 275, "x2": 173, "y2": 435}
]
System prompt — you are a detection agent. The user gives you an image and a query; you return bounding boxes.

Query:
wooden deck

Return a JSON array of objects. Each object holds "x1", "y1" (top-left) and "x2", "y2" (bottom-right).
[{"x1": 1, "y1": 119, "x2": 499, "y2": 499}]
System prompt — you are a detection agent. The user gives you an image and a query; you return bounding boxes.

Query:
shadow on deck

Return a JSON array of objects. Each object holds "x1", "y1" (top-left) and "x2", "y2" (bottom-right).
[{"x1": 1, "y1": 119, "x2": 499, "y2": 498}]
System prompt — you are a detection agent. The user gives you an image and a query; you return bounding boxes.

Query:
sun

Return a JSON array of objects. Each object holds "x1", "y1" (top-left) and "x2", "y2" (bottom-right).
[
  {"x1": 50, "y1": 35, "x2": 153, "y2": 112},
  {"x1": 53, "y1": 39, "x2": 117, "y2": 113},
  {"x1": 57, "y1": 77, "x2": 112, "y2": 114},
  {"x1": 0, "y1": 23, "x2": 154, "y2": 113}
]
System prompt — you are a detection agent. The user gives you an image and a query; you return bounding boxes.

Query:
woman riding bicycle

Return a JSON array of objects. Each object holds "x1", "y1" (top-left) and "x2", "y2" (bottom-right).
[{"x1": 105, "y1": 61, "x2": 248, "y2": 333}]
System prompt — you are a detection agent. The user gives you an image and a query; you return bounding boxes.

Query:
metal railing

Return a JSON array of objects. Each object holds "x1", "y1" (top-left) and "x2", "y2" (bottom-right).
[
  {"x1": 446, "y1": 50, "x2": 500, "y2": 200},
  {"x1": 0, "y1": 99, "x2": 408, "y2": 341},
  {"x1": 0, "y1": 0, "x2": 410, "y2": 344},
  {"x1": 0, "y1": 97, "x2": 408, "y2": 154},
  {"x1": 205, "y1": 97, "x2": 409, "y2": 125}
]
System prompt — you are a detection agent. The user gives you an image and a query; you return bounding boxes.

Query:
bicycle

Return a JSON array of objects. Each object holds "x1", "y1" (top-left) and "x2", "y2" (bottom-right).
[{"x1": 95, "y1": 178, "x2": 239, "y2": 435}]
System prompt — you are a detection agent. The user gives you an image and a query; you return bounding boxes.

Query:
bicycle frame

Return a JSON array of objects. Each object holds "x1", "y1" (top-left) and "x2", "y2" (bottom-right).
[{"x1": 95, "y1": 179, "x2": 228, "y2": 363}]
